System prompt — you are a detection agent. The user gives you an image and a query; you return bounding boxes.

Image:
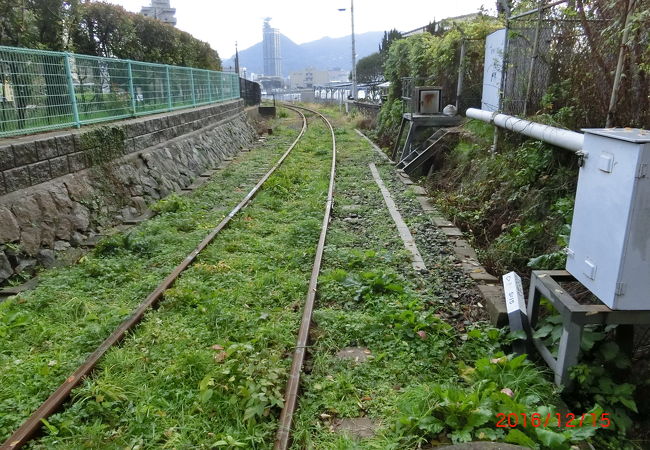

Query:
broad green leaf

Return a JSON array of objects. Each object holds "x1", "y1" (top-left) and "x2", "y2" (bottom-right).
[
  {"x1": 505, "y1": 428, "x2": 537, "y2": 447},
  {"x1": 581, "y1": 330, "x2": 606, "y2": 351},
  {"x1": 533, "y1": 324, "x2": 553, "y2": 339},
  {"x1": 535, "y1": 428, "x2": 567, "y2": 449},
  {"x1": 620, "y1": 397, "x2": 638, "y2": 413},
  {"x1": 509, "y1": 353, "x2": 528, "y2": 369},
  {"x1": 598, "y1": 341, "x2": 619, "y2": 361}
]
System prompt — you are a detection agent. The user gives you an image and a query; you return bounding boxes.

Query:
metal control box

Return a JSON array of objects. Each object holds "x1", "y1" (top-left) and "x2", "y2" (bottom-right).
[
  {"x1": 566, "y1": 129, "x2": 650, "y2": 310},
  {"x1": 413, "y1": 86, "x2": 441, "y2": 114}
]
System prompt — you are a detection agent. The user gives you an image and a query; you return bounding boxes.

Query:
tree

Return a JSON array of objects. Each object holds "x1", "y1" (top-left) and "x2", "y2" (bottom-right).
[
  {"x1": 73, "y1": 2, "x2": 134, "y2": 58},
  {"x1": 379, "y1": 29, "x2": 402, "y2": 62},
  {"x1": 0, "y1": 0, "x2": 36, "y2": 47},
  {"x1": 356, "y1": 52, "x2": 383, "y2": 83}
]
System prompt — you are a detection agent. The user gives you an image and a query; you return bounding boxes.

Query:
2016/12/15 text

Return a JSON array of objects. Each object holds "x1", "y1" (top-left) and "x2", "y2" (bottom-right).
[{"x1": 495, "y1": 412, "x2": 610, "y2": 428}]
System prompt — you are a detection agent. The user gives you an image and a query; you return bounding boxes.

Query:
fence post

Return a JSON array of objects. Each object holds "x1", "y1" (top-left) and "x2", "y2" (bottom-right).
[
  {"x1": 64, "y1": 53, "x2": 81, "y2": 128},
  {"x1": 207, "y1": 71, "x2": 213, "y2": 103},
  {"x1": 166, "y1": 66, "x2": 172, "y2": 111},
  {"x1": 127, "y1": 61, "x2": 136, "y2": 116},
  {"x1": 455, "y1": 39, "x2": 467, "y2": 111},
  {"x1": 523, "y1": 1, "x2": 543, "y2": 117},
  {"x1": 190, "y1": 68, "x2": 196, "y2": 106}
]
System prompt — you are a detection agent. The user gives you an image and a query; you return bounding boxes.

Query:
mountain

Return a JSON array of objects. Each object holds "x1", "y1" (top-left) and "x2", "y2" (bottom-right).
[{"x1": 223, "y1": 31, "x2": 384, "y2": 76}]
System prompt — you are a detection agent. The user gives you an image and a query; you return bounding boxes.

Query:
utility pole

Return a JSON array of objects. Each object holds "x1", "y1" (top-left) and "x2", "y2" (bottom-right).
[
  {"x1": 234, "y1": 42, "x2": 240, "y2": 77},
  {"x1": 351, "y1": 0, "x2": 357, "y2": 100}
]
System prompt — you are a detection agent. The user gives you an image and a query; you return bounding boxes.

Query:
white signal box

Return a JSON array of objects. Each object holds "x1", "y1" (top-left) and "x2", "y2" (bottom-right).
[{"x1": 566, "y1": 128, "x2": 650, "y2": 310}]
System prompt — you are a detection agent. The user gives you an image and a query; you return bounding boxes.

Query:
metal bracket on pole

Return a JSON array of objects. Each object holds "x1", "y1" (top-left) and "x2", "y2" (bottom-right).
[
  {"x1": 127, "y1": 61, "x2": 136, "y2": 116},
  {"x1": 64, "y1": 53, "x2": 81, "y2": 128}
]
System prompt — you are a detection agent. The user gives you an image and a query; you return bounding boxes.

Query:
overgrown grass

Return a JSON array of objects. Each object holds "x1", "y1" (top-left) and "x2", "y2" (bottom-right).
[
  {"x1": 27, "y1": 112, "x2": 333, "y2": 447},
  {"x1": 426, "y1": 119, "x2": 579, "y2": 274},
  {"x1": 287, "y1": 109, "x2": 596, "y2": 449},
  {"x1": 1, "y1": 107, "x2": 620, "y2": 449},
  {"x1": 0, "y1": 117, "x2": 301, "y2": 443}
]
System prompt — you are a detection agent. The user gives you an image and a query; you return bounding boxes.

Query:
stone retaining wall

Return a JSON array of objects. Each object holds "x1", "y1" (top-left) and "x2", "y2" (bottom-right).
[{"x1": 0, "y1": 100, "x2": 257, "y2": 282}]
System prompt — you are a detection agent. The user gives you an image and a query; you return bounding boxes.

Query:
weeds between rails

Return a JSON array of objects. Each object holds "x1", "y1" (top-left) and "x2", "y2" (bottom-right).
[{"x1": 3, "y1": 107, "x2": 330, "y2": 448}]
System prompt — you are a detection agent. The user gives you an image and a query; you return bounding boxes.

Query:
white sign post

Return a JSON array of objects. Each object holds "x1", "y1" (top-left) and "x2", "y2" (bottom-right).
[{"x1": 502, "y1": 271, "x2": 532, "y2": 354}]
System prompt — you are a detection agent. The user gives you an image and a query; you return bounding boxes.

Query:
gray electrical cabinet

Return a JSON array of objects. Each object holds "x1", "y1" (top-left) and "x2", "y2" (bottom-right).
[
  {"x1": 566, "y1": 129, "x2": 650, "y2": 310},
  {"x1": 413, "y1": 86, "x2": 441, "y2": 114}
]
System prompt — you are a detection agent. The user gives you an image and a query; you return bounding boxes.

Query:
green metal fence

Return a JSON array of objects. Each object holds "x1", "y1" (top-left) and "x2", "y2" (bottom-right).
[{"x1": 0, "y1": 45, "x2": 240, "y2": 138}]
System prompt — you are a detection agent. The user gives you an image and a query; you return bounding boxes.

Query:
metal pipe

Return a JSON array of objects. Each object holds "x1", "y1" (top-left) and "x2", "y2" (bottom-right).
[{"x1": 466, "y1": 108, "x2": 584, "y2": 152}]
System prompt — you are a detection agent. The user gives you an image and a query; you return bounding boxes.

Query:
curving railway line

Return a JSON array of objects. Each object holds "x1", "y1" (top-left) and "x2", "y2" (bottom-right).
[{"x1": 1, "y1": 105, "x2": 336, "y2": 449}]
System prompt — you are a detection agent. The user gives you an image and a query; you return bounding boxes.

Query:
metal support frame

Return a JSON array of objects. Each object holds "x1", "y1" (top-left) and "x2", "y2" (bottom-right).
[
  {"x1": 392, "y1": 117, "x2": 407, "y2": 160},
  {"x1": 392, "y1": 113, "x2": 462, "y2": 170},
  {"x1": 527, "y1": 270, "x2": 650, "y2": 388}
]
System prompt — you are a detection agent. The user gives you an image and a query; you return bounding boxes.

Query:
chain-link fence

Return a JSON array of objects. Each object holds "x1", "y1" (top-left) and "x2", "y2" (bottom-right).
[
  {"x1": 502, "y1": 2, "x2": 648, "y2": 128},
  {"x1": 0, "y1": 45, "x2": 240, "y2": 138}
]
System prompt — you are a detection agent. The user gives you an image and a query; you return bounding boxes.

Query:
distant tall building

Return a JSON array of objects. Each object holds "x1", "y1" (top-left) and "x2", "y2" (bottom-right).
[
  {"x1": 263, "y1": 18, "x2": 282, "y2": 77},
  {"x1": 141, "y1": 0, "x2": 177, "y2": 26}
]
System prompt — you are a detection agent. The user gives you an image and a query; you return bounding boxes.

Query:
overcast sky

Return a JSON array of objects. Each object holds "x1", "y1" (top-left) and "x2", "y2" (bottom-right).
[{"x1": 106, "y1": 0, "x2": 494, "y2": 59}]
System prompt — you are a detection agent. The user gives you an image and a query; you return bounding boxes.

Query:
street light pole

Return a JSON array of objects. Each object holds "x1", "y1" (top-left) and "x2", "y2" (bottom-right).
[
  {"x1": 350, "y1": 0, "x2": 357, "y2": 100},
  {"x1": 338, "y1": 1, "x2": 357, "y2": 101}
]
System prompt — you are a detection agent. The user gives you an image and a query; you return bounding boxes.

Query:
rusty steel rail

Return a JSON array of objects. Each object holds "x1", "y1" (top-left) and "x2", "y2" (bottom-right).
[
  {"x1": 1, "y1": 108, "x2": 308, "y2": 450},
  {"x1": 274, "y1": 105, "x2": 336, "y2": 450}
]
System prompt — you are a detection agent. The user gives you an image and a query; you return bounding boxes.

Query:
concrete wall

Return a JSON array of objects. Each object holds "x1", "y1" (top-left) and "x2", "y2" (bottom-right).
[{"x1": 0, "y1": 99, "x2": 257, "y2": 282}]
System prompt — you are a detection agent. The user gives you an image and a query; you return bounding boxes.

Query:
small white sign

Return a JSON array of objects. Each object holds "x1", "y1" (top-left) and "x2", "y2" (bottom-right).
[{"x1": 502, "y1": 271, "x2": 527, "y2": 315}]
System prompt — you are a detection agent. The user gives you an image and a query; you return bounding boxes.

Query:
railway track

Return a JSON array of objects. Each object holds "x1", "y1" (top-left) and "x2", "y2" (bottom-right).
[{"x1": 1, "y1": 104, "x2": 336, "y2": 449}]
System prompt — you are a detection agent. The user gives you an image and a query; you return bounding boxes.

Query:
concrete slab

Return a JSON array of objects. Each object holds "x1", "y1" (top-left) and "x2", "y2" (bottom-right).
[
  {"x1": 432, "y1": 216, "x2": 454, "y2": 227},
  {"x1": 469, "y1": 270, "x2": 498, "y2": 282},
  {"x1": 416, "y1": 196, "x2": 437, "y2": 211},
  {"x1": 123, "y1": 210, "x2": 155, "y2": 225},
  {"x1": 336, "y1": 347, "x2": 372, "y2": 363},
  {"x1": 370, "y1": 163, "x2": 427, "y2": 272},
  {"x1": 410, "y1": 185, "x2": 427, "y2": 195},
  {"x1": 398, "y1": 176, "x2": 414, "y2": 185},
  {"x1": 441, "y1": 227, "x2": 464, "y2": 237},
  {"x1": 199, "y1": 170, "x2": 217, "y2": 177},
  {"x1": 454, "y1": 239, "x2": 472, "y2": 248},
  {"x1": 453, "y1": 245, "x2": 478, "y2": 260},
  {"x1": 332, "y1": 417, "x2": 378, "y2": 439},
  {"x1": 354, "y1": 129, "x2": 393, "y2": 163},
  {"x1": 477, "y1": 284, "x2": 508, "y2": 327}
]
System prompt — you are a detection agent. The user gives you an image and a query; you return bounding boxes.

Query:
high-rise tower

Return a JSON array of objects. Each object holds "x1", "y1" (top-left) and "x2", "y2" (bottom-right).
[
  {"x1": 263, "y1": 18, "x2": 282, "y2": 77},
  {"x1": 141, "y1": 0, "x2": 177, "y2": 26}
]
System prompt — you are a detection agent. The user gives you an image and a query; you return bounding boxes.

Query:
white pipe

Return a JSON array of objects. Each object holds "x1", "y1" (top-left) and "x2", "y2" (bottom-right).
[{"x1": 466, "y1": 108, "x2": 584, "y2": 152}]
